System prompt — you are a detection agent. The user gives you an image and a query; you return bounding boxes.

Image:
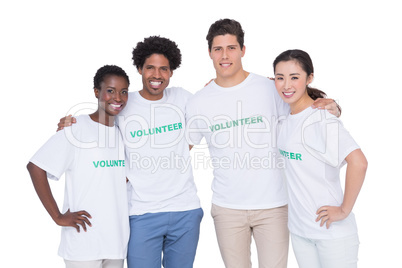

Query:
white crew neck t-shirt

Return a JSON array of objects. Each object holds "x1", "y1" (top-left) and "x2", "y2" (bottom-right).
[
  {"x1": 30, "y1": 115, "x2": 129, "y2": 261},
  {"x1": 277, "y1": 107, "x2": 360, "y2": 239},
  {"x1": 116, "y1": 87, "x2": 200, "y2": 215},
  {"x1": 186, "y1": 73, "x2": 290, "y2": 209}
]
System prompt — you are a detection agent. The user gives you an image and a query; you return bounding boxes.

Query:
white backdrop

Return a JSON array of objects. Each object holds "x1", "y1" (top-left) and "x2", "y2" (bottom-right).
[{"x1": 1, "y1": 0, "x2": 400, "y2": 267}]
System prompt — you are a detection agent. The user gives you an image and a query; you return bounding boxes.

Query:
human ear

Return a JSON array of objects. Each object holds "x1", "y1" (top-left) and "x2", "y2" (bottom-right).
[
  {"x1": 94, "y1": 88, "x2": 100, "y2": 99},
  {"x1": 307, "y1": 73, "x2": 314, "y2": 85}
]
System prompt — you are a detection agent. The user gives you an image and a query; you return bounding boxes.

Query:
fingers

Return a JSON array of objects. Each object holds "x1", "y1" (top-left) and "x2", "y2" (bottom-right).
[
  {"x1": 60, "y1": 209, "x2": 92, "y2": 233},
  {"x1": 311, "y1": 98, "x2": 334, "y2": 108},
  {"x1": 316, "y1": 206, "x2": 330, "y2": 228},
  {"x1": 57, "y1": 115, "x2": 75, "y2": 132},
  {"x1": 204, "y1": 79, "x2": 214, "y2": 87},
  {"x1": 311, "y1": 98, "x2": 340, "y2": 117},
  {"x1": 75, "y1": 210, "x2": 92, "y2": 232}
]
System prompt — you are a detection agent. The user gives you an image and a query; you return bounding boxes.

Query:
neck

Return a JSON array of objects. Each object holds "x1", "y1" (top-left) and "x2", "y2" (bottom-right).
[
  {"x1": 90, "y1": 111, "x2": 114, "y2": 126},
  {"x1": 290, "y1": 93, "x2": 315, "y2": 115},
  {"x1": 215, "y1": 70, "x2": 249, "y2": 88},
  {"x1": 139, "y1": 89, "x2": 163, "y2": 101}
]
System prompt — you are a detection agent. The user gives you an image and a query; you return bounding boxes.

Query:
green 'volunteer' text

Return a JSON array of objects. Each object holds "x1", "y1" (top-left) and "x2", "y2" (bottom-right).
[
  {"x1": 130, "y1": 122, "x2": 183, "y2": 138},
  {"x1": 93, "y1": 160, "x2": 125, "y2": 168},
  {"x1": 209, "y1": 116, "x2": 263, "y2": 132},
  {"x1": 279, "y1": 149, "x2": 302, "y2": 161}
]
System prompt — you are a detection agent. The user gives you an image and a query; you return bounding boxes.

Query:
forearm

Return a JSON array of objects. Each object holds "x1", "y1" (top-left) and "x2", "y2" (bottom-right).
[
  {"x1": 27, "y1": 162, "x2": 62, "y2": 222},
  {"x1": 341, "y1": 149, "x2": 368, "y2": 214}
]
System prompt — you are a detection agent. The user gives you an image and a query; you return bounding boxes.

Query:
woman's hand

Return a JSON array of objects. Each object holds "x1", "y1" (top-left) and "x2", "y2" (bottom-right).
[
  {"x1": 54, "y1": 209, "x2": 92, "y2": 233},
  {"x1": 316, "y1": 205, "x2": 349, "y2": 229}
]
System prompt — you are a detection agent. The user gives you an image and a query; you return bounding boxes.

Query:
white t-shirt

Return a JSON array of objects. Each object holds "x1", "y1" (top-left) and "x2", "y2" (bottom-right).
[
  {"x1": 186, "y1": 73, "x2": 290, "y2": 209},
  {"x1": 277, "y1": 107, "x2": 360, "y2": 239},
  {"x1": 30, "y1": 115, "x2": 129, "y2": 261},
  {"x1": 116, "y1": 87, "x2": 200, "y2": 215}
]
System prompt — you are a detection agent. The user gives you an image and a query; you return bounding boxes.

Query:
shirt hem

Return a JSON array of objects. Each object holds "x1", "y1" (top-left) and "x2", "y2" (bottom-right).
[
  {"x1": 212, "y1": 200, "x2": 288, "y2": 210},
  {"x1": 129, "y1": 203, "x2": 201, "y2": 216}
]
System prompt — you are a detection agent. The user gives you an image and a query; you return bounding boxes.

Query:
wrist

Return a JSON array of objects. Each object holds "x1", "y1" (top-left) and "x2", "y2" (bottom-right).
[
  {"x1": 340, "y1": 204, "x2": 352, "y2": 216},
  {"x1": 52, "y1": 212, "x2": 63, "y2": 224}
]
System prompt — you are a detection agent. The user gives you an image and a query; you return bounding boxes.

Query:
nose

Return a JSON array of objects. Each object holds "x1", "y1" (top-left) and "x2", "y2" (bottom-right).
[
  {"x1": 153, "y1": 68, "x2": 161, "y2": 78},
  {"x1": 113, "y1": 91, "x2": 122, "y2": 102},
  {"x1": 222, "y1": 48, "x2": 228, "y2": 59},
  {"x1": 284, "y1": 79, "x2": 291, "y2": 90}
]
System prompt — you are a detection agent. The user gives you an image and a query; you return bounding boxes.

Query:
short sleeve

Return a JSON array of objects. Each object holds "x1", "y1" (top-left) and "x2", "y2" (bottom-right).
[
  {"x1": 29, "y1": 129, "x2": 75, "y2": 180},
  {"x1": 302, "y1": 110, "x2": 359, "y2": 167}
]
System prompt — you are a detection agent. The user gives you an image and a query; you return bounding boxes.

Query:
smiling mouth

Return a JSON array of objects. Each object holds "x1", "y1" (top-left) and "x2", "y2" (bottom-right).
[
  {"x1": 150, "y1": 81, "x2": 162, "y2": 88},
  {"x1": 110, "y1": 103, "x2": 123, "y2": 110},
  {"x1": 283, "y1": 92, "x2": 295, "y2": 98},
  {"x1": 220, "y1": 63, "x2": 231, "y2": 68}
]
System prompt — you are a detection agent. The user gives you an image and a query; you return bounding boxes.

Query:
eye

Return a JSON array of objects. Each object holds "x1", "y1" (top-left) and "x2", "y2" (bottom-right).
[
  {"x1": 291, "y1": 76, "x2": 299, "y2": 80},
  {"x1": 122, "y1": 90, "x2": 128, "y2": 95},
  {"x1": 275, "y1": 77, "x2": 283, "y2": 80},
  {"x1": 107, "y1": 89, "x2": 114, "y2": 94}
]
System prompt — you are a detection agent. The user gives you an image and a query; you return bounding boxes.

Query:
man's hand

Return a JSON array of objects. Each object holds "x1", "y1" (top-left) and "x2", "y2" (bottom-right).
[
  {"x1": 316, "y1": 205, "x2": 349, "y2": 229},
  {"x1": 54, "y1": 209, "x2": 92, "y2": 233},
  {"x1": 312, "y1": 98, "x2": 341, "y2": 117},
  {"x1": 57, "y1": 115, "x2": 76, "y2": 131}
]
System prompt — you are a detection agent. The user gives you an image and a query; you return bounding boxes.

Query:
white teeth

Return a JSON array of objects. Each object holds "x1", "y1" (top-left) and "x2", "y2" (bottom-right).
[
  {"x1": 283, "y1": 92, "x2": 294, "y2": 96},
  {"x1": 110, "y1": 104, "x2": 121, "y2": 108},
  {"x1": 221, "y1": 63, "x2": 231, "y2": 67},
  {"x1": 150, "y1": 81, "x2": 162, "y2": 85}
]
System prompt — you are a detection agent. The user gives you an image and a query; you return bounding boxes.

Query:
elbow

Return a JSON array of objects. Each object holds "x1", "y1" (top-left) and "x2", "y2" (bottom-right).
[
  {"x1": 361, "y1": 155, "x2": 368, "y2": 171},
  {"x1": 27, "y1": 162, "x2": 34, "y2": 172},
  {"x1": 358, "y1": 156, "x2": 368, "y2": 175}
]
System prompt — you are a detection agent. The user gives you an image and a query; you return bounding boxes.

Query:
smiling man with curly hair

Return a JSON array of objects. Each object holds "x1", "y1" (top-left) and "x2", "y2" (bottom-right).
[{"x1": 120, "y1": 36, "x2": 203, "y2": 268}]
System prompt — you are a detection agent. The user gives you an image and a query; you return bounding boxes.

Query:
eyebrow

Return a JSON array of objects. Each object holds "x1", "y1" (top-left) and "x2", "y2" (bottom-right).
[
  {"x1": 212, "y1": 44, "x2": 239, "y2": 49},
  {"x1": 275, "y1": 73, "x2": 300, "y2": 76},
  {"x1": 145, "y1": 64, "x2": 169, "y2": 68}
]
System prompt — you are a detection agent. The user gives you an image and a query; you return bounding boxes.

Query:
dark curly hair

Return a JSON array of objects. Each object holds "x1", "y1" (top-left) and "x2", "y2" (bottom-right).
[
  {"x1": 132, "y1": 36, "x2": 182, "y2": 71},
  {"x1": 206, "y1": 18, "x2": 245, "y2": 51},
  {"x1": 93, "y1": 65, "x2": 130, "y2": 89}
]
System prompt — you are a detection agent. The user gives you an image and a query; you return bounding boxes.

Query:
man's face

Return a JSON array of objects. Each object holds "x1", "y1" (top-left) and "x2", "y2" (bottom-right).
[
  {"x1": 209, "y1": 34, "x2": 245, "y2": 83},
  {"x1": 139, "y1": 53, "x2": 173, "y2": 100}
]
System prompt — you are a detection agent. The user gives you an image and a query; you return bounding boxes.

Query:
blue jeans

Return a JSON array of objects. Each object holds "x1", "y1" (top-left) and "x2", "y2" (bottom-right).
[{"x1": 127, "y1": 208, "x2": 203, "y2": 268}]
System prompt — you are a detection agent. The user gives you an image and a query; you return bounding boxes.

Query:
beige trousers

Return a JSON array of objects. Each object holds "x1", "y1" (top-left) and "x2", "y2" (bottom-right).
[{"x1": 211, "y1": 204, "x2": 289, "y2": 268}]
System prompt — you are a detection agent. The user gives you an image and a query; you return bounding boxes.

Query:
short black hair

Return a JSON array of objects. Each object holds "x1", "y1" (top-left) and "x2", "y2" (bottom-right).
[
  {"x1": 132, "y1": 36, "x2": 182, "y2": 71},
  {"x1": 93, "y1": 65, "x2": 130, "y2": 89},
  {"x1": 206, "y1": 18, "x2": 245, "y2": 50}
]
